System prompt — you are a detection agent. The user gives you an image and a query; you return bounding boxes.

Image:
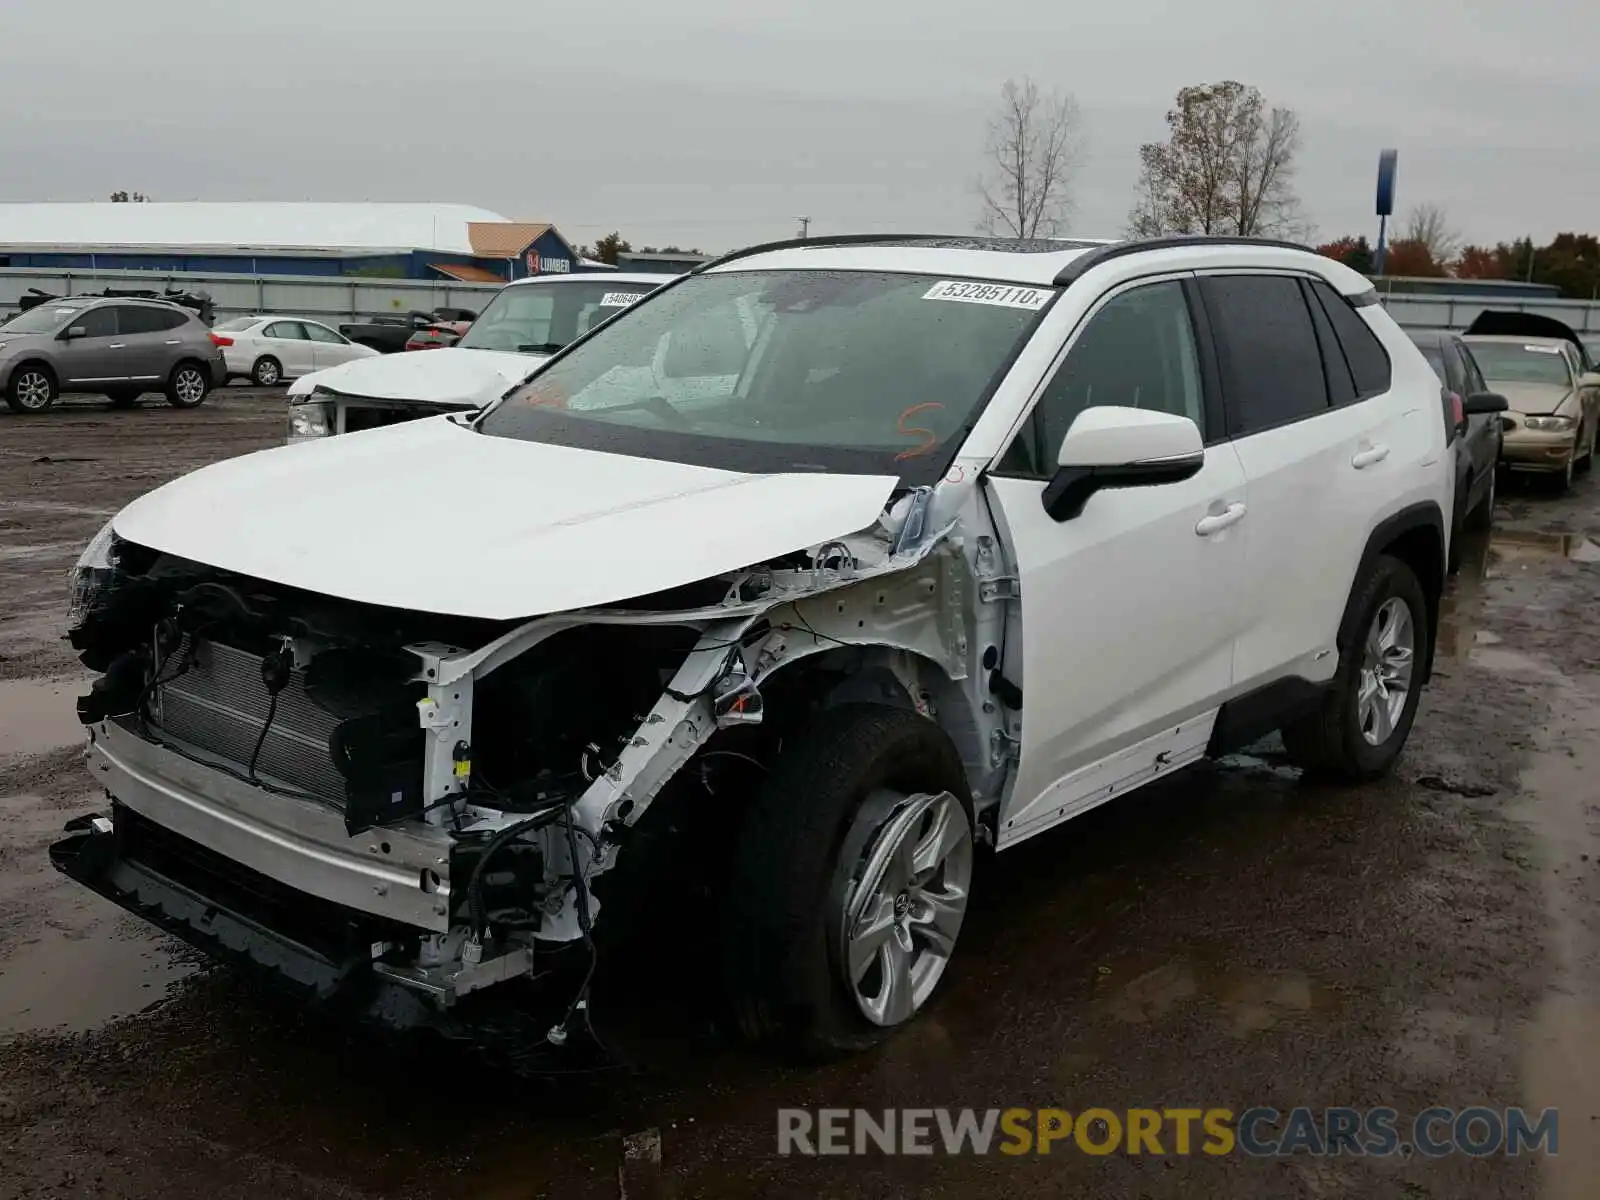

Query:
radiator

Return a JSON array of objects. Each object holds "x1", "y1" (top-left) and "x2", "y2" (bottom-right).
[{"x1": 151, "y1": 638, "x2": 347, "y2": 806}]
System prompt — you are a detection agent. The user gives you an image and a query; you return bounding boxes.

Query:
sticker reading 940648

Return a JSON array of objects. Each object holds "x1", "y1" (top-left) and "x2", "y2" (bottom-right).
[{"x1": 922, "y1": 280, "x2": 1052, "y2": 310}]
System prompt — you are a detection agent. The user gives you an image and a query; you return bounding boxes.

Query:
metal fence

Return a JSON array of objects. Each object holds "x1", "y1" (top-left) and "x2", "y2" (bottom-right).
[
  {"x1": 0, "y1": 266, "x2": 502, "y2": 324},
  {"x1": 4, "y1": 263, "x2": 1600, "y2": 345}
]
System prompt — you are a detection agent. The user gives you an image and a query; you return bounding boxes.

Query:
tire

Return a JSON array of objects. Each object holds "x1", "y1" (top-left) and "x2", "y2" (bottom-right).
[
  {"x1": 1282, "y1": 554, "x2": 1429, "y2": 783},
  {"x1": 104, "y1": 389, "x2": 142, "y2": 409},
  {"x1": 721, "y1": 703, "x2": 974, "y2": 1057},
  {"x1": 5, "y1": 363, "x2": 58, "y2": 414},
  {"x1": 165, "y1": 361, "x2": 211, "y2": 409},
  {"x1": 1464, "y1": 462, "x2": 1496, "y2": 533},
  {"x1": 251, "y1": 356, "x2": 282, "y2": 387}
]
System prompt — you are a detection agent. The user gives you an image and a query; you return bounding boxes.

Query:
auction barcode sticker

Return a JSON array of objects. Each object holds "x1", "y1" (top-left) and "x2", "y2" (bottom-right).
[
  {"x1": 600, "y1": 292, "x2": 643, "y2": 308},
  {"x1": 922, "y1": 280, "x2": 1052, "y2": 310}
]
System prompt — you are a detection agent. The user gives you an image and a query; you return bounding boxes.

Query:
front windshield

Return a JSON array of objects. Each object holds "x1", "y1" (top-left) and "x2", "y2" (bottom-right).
[
  {"x1": 1467, "y1": 342, "x2": 1573, "y2": 387},
  {"x1": 0, "y1": 300, "x2": 89, "y2": 335},
  {"x1": 458, "y1": 279, "x2": 660, "y2": 354},
  {"x1": 478, "y1": 269, "x2": 1055, "y2": 486}
]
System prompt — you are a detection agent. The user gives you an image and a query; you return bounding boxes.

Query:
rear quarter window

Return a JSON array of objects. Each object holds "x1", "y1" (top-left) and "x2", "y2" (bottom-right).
[{"x1": 1308, "y1": 280, "x2": 1392, "y2": 399}]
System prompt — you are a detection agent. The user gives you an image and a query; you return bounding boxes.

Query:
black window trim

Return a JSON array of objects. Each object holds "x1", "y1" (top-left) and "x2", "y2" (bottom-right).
[
  {"x1": 1305, "y1": 277, "x2": 1393, "y2": 405},
  {"x1": 1191, "y1": 269, "x2": 1333, "y2": 441},
  {"x1": 1300, "y1": 277, "x2": 1358, "y2": 409},
  {"x1": 989, "y1": 270, "x2": 1216, "y2": 482}
]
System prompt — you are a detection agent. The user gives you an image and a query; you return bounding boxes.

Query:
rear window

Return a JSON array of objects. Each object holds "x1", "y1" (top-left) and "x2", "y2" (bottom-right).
[{"x1": 1308, "y1": 280, "x2": 1392, "y2": 399}]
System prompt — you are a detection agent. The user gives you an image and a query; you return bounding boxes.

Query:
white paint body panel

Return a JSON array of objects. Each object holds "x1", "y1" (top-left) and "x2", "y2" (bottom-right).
[
  {"x1": 110, "y1": 415, "x2": 898, "y2": 620},
  {"x1": 223, "y1": 317, "x2": 380, "y2": 380}
]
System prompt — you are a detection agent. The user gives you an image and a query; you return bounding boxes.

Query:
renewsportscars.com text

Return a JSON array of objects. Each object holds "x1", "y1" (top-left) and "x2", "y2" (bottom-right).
[{"x1": 777, "y1": 1106, "x2": 1559, "y2": 1158}]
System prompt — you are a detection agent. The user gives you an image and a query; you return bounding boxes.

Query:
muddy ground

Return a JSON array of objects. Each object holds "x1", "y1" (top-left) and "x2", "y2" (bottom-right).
[{"x1": 1, "y1": 393, "x2": 1597, "y2": 1199}]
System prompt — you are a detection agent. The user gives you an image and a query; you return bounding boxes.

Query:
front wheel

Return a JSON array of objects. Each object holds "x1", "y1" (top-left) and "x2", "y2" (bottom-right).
[
  {"x1": 165, "y1": 362, "x2": 211, "y2": 409},
  {"x1": 6, "y1": 366, "x2": 58, "y2": 414},
  {"x1": 1283, "y1": 555, "x2": 1428, "y2": 782},
  {"x1": 721, "y1": 703, "x2": 974, "y2": 1057}
]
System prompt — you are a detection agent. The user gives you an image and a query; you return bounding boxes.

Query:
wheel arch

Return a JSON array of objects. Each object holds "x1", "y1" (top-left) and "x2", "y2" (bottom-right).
[
  {"x1": 5, "y1": 357, "x2": 57, "y2": 391},
  {"x1": 1339, "y1": 501, "x2": 1445, "y2": 684}
]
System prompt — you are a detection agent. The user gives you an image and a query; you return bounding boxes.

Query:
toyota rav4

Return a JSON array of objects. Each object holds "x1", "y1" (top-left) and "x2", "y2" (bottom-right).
[{"x1": 53, "y1": 235, "x2": 1451, "y2": 1057}]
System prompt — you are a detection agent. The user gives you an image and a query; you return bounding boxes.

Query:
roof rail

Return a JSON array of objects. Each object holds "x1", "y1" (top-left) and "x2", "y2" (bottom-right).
[
  {"x1": 1052, "y1": 234, "x2": 1314, "y2": 285},
  {"x1": 692, "y1": 233, "x2": 959, "y2": 273}
]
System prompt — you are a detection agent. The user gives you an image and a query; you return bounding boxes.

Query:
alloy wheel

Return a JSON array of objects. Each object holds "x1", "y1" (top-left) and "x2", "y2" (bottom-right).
[
  {"x1": 15, "y1": 371, "x2": 52, "y2": 410},
  {"x1": 1358, "y1": 597, "x2": 1415, "y2": 746},
  {"x1": 175, "y1": 369, "x2": 206, "y2": 404},
  {"x1": 835, "y1": 789, "x2": 973, "y2": 1027}
]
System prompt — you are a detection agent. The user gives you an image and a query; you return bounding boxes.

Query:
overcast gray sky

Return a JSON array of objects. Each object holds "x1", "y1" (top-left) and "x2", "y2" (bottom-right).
[{"x1": 1, "y1": 0, "x2": 1595, "y2": 252}]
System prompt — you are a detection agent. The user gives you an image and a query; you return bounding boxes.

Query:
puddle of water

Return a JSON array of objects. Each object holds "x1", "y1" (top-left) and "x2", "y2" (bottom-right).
[
  {"x1": 1093, "y1": 955, "x2": 1336, "y2": 1035},
  {"x1": 1489, "y1": 528, "x2": 1600, "y2": 564},
  {"x1": 0, "y1": 675, "x2": 91, "y2": 757},
  {"x1": 0, "y1": 918, "x2": 195, "y2": 1038},
  {"x1": 1506, "y1": 661, "x2": 1600, "y2": 1200}
]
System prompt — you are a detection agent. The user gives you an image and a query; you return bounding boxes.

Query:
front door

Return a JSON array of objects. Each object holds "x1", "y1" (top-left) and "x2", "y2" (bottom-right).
[
  {"x1": 54, "y1": 305, "x2": 126, "y2": 387},
  {"x1": 985, "y1": 276, "x2": 1248, "y2": 848},
  {"x1": 304, "y1": 321, "x2": 358, "y2": 369}
]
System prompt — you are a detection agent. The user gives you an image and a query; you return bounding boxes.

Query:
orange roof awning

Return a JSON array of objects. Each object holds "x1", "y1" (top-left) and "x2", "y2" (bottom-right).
[{"x1": 431, "y1": 262, "x2": 505, "y2": 284}]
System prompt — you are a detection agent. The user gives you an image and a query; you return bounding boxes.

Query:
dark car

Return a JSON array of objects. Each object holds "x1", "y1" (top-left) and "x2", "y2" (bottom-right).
[
  {"x1": 403, "y1": 320, "x2": 470, "y2": 351},
  {"x1": 1409, "y1": 330, "x2": 1508, "y2": 570},
  {"x1": 0, "y1": 296, "x2": 227, "y2": 414}
]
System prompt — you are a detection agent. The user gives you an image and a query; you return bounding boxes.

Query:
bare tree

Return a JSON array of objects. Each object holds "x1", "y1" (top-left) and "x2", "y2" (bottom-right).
[
  {"x1": 976, "y1": 78, "x2": 1084, "y2": 239},
  {"x1": 1401, "y1": 204, "x2": 1461, "y2": 268},
  {"x1": 1127, "y1": 81, "x2": 1309, "y2": 240}
]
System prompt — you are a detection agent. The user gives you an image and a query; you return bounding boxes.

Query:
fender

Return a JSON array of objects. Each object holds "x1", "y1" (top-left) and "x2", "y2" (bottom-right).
[{"x1": 1336, "y1": 500, "x2": 1446, "y2": 683}]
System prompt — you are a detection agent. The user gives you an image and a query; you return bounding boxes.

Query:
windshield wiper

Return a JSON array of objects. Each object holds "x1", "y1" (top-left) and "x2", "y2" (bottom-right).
[{"x1": 515, "y1": 343, "x2": 567, "y2": 354}]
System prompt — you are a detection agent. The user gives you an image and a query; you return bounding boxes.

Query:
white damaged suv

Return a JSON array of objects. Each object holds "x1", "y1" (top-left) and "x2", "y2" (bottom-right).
[{"x1": 55, "y1": 235, "x2": 1451, "y2": 1056}]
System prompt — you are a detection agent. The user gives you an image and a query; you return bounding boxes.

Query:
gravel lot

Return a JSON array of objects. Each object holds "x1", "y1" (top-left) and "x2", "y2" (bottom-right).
[{"x1": 1, "y1": 391, "x2": 1597, "y2": 1198}]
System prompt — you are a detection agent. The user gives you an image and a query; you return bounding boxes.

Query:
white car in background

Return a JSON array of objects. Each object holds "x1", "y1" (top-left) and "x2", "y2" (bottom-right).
[
  {"x1": 285, "y1": 272, "x2": 672, "y2": 440},
  {"x1": 213, "y1": 316, "x2": 379, "y2": 386}
]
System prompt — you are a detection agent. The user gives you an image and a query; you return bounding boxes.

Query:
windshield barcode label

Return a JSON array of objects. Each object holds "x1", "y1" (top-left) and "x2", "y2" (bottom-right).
[
  {"x1": 922, "y1": 281, "x2": 1051, "y2": 310},
  {"x1": 600, "y1": 292, "x2": 642, "y2": 308}
]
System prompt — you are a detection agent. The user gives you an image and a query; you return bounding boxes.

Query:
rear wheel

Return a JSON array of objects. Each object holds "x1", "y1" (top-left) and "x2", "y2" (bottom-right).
[
  {"x1": 1283, "y1": 555, "x2": 1428, "y2": 782},
  {"x1": 6, "y1": 365, "x2": 57, "y2": 414},
  {"x1": 721, "y1": 703, "x2": 974, "y2": 1057},
  {"x1": 165, "y1": 361, "x2": 210, "y2": 409},
  {"x1": 251, "y1": 356, "x2": 282, "y2": 386}
]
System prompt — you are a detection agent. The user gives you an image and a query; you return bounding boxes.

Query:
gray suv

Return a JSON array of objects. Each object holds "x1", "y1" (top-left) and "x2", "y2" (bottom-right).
[{"x1": 0, "y1": 297, "x2": 226, "y2": 414}]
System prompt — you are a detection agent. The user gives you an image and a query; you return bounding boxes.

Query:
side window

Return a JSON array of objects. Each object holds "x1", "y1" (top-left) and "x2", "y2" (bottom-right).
[
  {"x1": 158, "y1": 308, "x2": 189, "y2": 331},
  {"x1": 265, "y1": 321, "x2": 307, "y2": 340},
  {"x1": 997, "y1": 280, "x2": 1204, "y2": 477},
  {"x1": 1458, "y1": 342, "x2": 1489, "y2": 395},
  {"x1": 1303, "y1": 279, "x2": 1357, "y2": 406},
  {"x1": 117, "y1": 306, "x2": 170, "y2": 335},
  {"x1": 303, "y1": 323, "x2": 344, "y2": 344},
  {"x1": 75, "y1": 306, "x2": 119, "y2": 338},
  {"x1": 1307, "y1": 280, "x2": 1391, "y2": 399},
  {"x1": 1201, "y1": 275, "x2": 1327, "y2": 436}
]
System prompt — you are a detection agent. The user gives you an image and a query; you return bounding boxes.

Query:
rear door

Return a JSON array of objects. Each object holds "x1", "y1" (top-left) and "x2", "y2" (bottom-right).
[
  {"x1": 1200, "y1": 272, "x2": 1399, "y2": 693},
  {"x1": 114, "y1": 305, "x2": 181, "y2": 382},
  {"x1": 986, "y1": 275, "x2": 1249, "y2": 846},
  {"x1": 261, "y1": 321, "x2": 315, "y2": 376},
  {"x1": 303, "y1": 321, "x2": 361, "y2": 368},
  {"x1": 53, "y1": 304, "x2": 124, "y2": 387}
]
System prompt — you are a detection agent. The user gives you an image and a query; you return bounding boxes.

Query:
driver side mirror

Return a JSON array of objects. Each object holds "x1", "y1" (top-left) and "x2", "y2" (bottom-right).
[
  {"x1": 1042, "y1": 406, "x2": 1204, "y2": 522},
  {"x1": 59, "y1": 325, "x2": 87, "y2": 341},
  {"x1": 1463, "y1": 391, "x2": 1509, "y2": 416}
]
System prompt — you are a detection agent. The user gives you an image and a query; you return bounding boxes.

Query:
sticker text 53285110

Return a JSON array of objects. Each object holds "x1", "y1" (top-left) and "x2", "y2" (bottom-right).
[
  {"x1": 600, "y1": 292, "x2": 644, "y2": 308},
  {"x1": 922, "y1": 280, "x2": 1053, "y2": 310}
]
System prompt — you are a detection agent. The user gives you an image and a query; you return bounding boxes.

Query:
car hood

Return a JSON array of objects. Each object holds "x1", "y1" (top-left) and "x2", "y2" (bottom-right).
[
  {"x1": 110, "y1": 415, "x2": 899, "y2": 621},
  {"x1": 289, "y1": 346, "x2": 545, "y2": 408},
  {"x1": 1495, "y1": 382, "x2": 1573, "y2": 415}
]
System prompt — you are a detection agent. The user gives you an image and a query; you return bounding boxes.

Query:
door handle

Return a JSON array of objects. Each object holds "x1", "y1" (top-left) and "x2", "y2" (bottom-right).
[
  {"x1": 1195, "y1": 502, "x2": 1247, "y2": 536},
  {"x1": 1352, "y1": 444, "x2": 1391, "y2": 469}
]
